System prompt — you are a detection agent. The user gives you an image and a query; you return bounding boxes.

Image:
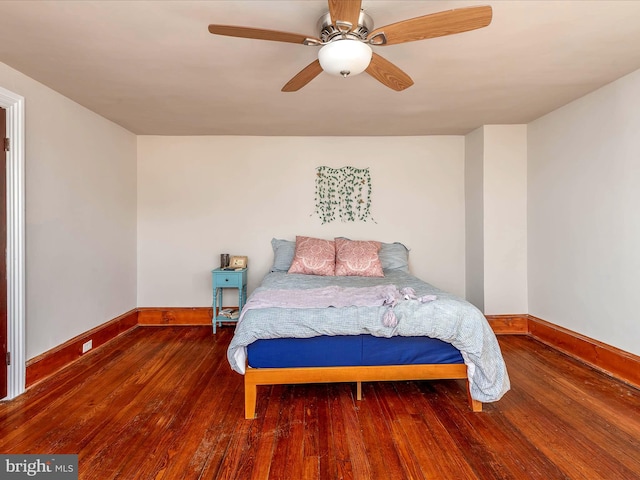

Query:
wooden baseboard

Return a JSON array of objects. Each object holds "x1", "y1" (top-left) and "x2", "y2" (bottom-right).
[
  {"x1": 140, "y1": 310, "x2": 530, "y2": 332},
  {"x1": 24, "y1": 307, "x2": 640, "y2": 394},
  {"x1": 137, "y1": 307, "x2": 212, "y2": 325},
  {"x1": 489, "y1": 313, "x2": 640, "y2": 390},
  {"x1": 135, "y1": 309, "x2": 639, "y2": 389},
  {"x1": 527, "y1": 315, "x2": 640, "y2": 390},
  {"x1": 25, "y1": 307, "x2": 214, "y2": 388},
  {"x1": 485, "y1": 315, "x2": 529, "y2": 334},
  {"x1": 26, "y1": 309, "x2": 138, "y2": 387}
]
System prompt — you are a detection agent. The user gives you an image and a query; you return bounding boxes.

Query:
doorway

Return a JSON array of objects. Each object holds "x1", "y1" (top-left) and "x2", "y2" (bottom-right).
[
  {"x1": 0, "y1": 107, "x2": 6, "y2": 399},
  {"x1": 0, "y1": 85, "x2": 25, "y2": 400}
]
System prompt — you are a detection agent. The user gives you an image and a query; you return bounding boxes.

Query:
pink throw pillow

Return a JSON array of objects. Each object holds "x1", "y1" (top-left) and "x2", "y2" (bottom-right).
[
  {"x1": 288, "y1": 236, "x2": 336, "y2": 276},
  {"x1": 335, "y1": 238, "x2": 384, "y2": 277}
]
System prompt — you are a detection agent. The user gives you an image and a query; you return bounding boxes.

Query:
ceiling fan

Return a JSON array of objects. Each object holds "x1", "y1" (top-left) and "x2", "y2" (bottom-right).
[{"x1": 208, "y1": 1, "x2": 492, "y2": 92}]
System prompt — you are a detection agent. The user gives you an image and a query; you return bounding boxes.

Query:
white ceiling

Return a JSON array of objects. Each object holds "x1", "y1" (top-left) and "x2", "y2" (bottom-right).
[{"x1": 1, "y1": 0, "x2": 640, "y2": 136}]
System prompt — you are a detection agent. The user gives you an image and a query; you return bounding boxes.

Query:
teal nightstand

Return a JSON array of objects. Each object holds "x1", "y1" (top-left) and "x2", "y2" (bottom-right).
[{"x1": 212, "y1": 267, "x2": 247, "y2": 333}]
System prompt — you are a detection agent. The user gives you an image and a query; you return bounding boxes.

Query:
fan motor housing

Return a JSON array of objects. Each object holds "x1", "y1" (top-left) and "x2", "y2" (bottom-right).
[{"x1": 317, "y1": 10, "x2": 373, "y2": 42}]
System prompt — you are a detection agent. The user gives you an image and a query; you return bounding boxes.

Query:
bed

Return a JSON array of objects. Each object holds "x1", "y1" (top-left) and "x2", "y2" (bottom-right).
[{"x1": 227, "y1": 237, "x2": 510, "y2": 419}]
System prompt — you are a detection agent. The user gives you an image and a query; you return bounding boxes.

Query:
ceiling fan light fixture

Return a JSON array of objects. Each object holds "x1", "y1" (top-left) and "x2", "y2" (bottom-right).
[{"x1": 318, "y1": 40, "x2": 372, "y2": 77}]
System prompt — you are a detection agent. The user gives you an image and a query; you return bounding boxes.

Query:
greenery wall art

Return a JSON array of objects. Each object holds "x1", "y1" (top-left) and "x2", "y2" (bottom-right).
[{"x1": 314, "y1": 166, "x2": 375, "y2": 224}]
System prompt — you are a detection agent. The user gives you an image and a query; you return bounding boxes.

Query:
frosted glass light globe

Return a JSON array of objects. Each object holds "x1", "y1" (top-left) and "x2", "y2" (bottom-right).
[{"x1": 318, "y1": 40, "x2": 373, "y2": 77}]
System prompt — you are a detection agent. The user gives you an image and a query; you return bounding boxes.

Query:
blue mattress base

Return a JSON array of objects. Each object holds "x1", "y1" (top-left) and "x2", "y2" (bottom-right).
[{"x1": 247, "y1": 335, "x2": 464, "y2": 369}]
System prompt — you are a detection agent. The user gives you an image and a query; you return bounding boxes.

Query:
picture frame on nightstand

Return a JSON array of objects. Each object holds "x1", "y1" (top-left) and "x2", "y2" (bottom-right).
[{"x1": 228, "y1": 255, "x2": 248, "y2": 269}]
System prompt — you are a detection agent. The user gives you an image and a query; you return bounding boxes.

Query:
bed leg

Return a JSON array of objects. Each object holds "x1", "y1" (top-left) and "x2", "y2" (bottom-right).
[
  {"x1": 245, "y1": 380, "x2": 257, "y2": 419},
  {"x1": 356, "y1": 381, "x2": 362, "y2": 400},
  {"x1": 466, "y1": 380, "x2": 483, "y2": 412}
]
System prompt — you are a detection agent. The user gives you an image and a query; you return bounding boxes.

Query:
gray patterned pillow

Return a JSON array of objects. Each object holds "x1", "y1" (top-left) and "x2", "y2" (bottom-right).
[
  {"x1": 378, "y1": 242, "x2": 410, "y2": 273},
  {"x1": 270, "y1": 238, "x2": 295, "y2": 272}
]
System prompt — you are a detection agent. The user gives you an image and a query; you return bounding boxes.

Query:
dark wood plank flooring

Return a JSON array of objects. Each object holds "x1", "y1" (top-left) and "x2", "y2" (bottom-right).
[{"x1": 1, "y1": 326, "x2": 639, "y2": 479}]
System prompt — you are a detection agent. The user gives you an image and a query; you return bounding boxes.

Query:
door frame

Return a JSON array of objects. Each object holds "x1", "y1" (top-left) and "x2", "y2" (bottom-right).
[{"x1": 0, "y1": 86, "x2": 25, "y2": 400}]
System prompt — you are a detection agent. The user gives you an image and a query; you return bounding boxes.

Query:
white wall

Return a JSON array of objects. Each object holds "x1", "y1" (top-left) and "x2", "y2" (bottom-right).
[
  {"x1": 464, "y1": 125, "x2": 528, "y2": 315},
  {"x1": 0, "y1": 62, "x2": 138, "y2": 360},
  {"x1": 137, "y1": 136, "x2": 466, "y2": 307},
  {"x1": 483, "y1": 125, "x2": 528, "y2": 315},
  {"x1": 528, "y1": 68, "x2": 640, "y2": 356},
  {"x1": 4, "y1": 52, "x2": 637, "y2": 363},
  {"x1": 464, "y1": 128, "x2": 485, "y2": 310}
]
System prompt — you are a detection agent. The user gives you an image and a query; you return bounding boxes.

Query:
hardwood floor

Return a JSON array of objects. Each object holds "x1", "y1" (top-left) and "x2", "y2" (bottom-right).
[{"x1": 1, "y1": 326, "x2": 639, "y2": 479}]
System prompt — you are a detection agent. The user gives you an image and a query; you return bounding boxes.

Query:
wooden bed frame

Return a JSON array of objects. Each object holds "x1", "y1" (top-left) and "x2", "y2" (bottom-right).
[{"x1": 244, "y1": 363, "x2": 482, "y2": 419}]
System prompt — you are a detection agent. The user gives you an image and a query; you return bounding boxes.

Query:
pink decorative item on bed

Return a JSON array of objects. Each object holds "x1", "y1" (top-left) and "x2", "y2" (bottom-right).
[
  {"x1": 334, "y1": 238, "x2": 384, "y2": 277},
  {"x1": 287, "y1": 235, "x2": 335, "y2": 276}
]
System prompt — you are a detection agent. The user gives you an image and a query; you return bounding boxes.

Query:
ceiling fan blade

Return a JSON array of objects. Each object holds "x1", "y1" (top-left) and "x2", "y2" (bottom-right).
[
  {"x1": 365, "y1": 53, "x2": 414, "y2": 91},
  {"x1": 208, "y1": 25, "x2": 320, "y2": 45},
  {"x1": 367, "y1": 6, "x2": 492, "y2": 45},
  {"x1": 328, "y1": 0, "x2": 362, "y2": 30},
  {"x1": 282, "y1": 60, "x2": 324, "y2": 92}
]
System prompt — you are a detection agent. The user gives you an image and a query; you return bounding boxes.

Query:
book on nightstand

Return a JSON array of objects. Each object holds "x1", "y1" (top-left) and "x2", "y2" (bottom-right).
[{"x1": 218, "y1": 308, "x2": 240, "y2": 319}]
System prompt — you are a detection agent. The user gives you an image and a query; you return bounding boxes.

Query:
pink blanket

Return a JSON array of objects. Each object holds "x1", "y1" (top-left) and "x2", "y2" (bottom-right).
[{"x1": 239, "y1": 285, "x2": 436, "y2": 327}]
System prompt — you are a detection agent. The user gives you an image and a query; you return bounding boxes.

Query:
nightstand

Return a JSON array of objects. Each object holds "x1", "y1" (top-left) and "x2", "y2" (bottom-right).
[{"x1": 212, "y1": 267, "x2": 247, "y2": 333}]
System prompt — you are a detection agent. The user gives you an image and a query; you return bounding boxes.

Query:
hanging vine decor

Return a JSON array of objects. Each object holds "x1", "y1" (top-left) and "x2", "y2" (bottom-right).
[{"x1": 314, "y1": 166, "x2": 375, "y2": 224}]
